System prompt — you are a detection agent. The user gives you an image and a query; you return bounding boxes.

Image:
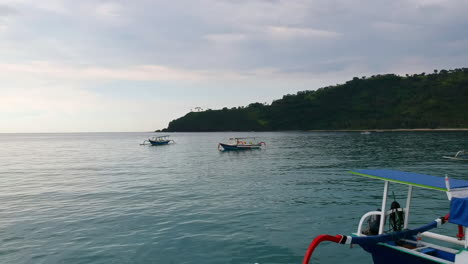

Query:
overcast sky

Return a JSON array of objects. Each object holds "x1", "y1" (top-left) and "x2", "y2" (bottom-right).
[{"x1": 1, "y1": 0, "x2": 467, "y2": 132}]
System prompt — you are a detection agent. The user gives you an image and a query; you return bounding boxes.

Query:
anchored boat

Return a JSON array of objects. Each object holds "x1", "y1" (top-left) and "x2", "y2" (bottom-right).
[
  {"x1": 141, "y1": 135, "x2": 174, "y2": 146},
  {"x1": 443, "y1": 150, "x2": 468, "y2": 161},
  {"x1": 303, "y1": 169, "x2": 468, "y2": 264},
  {"x1": 218, "y1": 137, "x2": 266, "y2": 151}
]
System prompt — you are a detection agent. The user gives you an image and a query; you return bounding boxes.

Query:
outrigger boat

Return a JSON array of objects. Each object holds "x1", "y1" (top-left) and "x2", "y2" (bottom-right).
[
  {"x1": 218, "y1": 137, "x2": 266, "y2": 151},
  {"x1": 303, "y1": 169, "x2": 468, "y2": 264},
  {"x1": 141, "y1": 135, "x2": 174, "y2": 146},
  {"x1": 443, "y1": 150, "x2": 468, "y2": 161}
]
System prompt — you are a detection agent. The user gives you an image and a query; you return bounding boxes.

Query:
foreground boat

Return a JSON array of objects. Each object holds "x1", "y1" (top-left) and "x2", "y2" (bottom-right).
[
  {"x1": 218, "y1": 137, "x2": 266, "y2": 151},
  {"x1": 141, "y1": 135, "x2": 174, "y2": 146},
  {"x1": 443, "y1": 150, "x2": 468, "y2": 161},
  {"x1": 303, "y1": 169, "x2": 468, "y2": 264}
]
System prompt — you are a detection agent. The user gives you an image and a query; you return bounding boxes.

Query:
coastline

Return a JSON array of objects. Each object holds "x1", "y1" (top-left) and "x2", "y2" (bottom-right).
[
  {"x1": 307, "y1": 128, "x2": 468, "y2": 132},
  {"x1": 159, "y1": 128, "x2": 468, "y2": 133}
]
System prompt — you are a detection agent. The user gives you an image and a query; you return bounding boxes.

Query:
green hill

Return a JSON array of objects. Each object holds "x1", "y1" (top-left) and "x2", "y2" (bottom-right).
[{"x1": 164, "y1": 68, "x2": 468, "y2": 131}]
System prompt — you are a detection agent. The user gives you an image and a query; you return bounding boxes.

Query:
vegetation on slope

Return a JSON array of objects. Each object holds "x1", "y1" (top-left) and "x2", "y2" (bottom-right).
[{"x1": 164, "y1": 68, "x2": 468, "y2": 131}]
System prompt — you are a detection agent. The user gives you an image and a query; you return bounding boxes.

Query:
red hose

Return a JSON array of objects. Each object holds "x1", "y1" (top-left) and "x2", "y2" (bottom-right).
[{"x1": 302, "y1": 234, "x2": 343, "y2": 264}]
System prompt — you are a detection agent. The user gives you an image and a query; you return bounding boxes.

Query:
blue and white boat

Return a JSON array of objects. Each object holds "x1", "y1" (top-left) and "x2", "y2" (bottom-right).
[
  {"x1": 141, "y1": 135, "x2": 174, "y2": 146},
  {"x1": 303, "y1": 169, "x2": 468, "y2": 264},
  {"x1": 218, "y1": 137, "x2": 266, "y2": 151}
]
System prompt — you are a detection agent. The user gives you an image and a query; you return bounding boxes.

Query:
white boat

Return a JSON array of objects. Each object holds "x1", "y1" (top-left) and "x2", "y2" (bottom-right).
[
  {"x1": 443, "y1": 150, "x2": 468, "y2": 161},
  {"x1": 303, "y1": 169, "x2": 468, "y2": 264}
]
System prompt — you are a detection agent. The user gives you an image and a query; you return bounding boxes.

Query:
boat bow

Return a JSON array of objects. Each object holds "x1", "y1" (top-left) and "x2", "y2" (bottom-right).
[{"x1": 303, "y1": 215, "x2": 449, "y2": 264}]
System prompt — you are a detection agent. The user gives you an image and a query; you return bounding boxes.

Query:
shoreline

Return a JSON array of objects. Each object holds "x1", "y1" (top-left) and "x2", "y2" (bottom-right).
[
  {"x1": 160, "y1": 128, "x2": 468, "y2": 133},
  {"x1": 307, "y1": 128, "x2": 468, "y2": 132}
]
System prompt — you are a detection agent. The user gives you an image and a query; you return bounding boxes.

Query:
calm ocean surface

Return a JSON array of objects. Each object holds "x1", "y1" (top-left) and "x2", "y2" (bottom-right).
[{"x1": 1, "y1": 132, "x2": 467, "y2": 264}]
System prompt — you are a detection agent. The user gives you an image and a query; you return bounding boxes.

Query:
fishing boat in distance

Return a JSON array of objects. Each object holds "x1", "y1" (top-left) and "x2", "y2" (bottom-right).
[
  {"x1": 141, "y1": 135, "x2": 174, "y2": 146},
  {"x1": 218, "y1": 137, "x2": 266, "y2": 151},
  {"x1": 303, "y1": 169, "x2": 468, "y2": 264},
  {"x1": 443, "y1": 150, "x2": 468, "y2": 161}
]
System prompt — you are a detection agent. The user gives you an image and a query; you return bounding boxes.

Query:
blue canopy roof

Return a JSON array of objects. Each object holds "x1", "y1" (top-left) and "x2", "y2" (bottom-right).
[{"x1": 351, "y1": 169, "x2": 468, "y2": 191}]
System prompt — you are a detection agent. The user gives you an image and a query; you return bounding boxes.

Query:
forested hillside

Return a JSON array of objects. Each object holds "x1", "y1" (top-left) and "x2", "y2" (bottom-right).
[{"x1": 164, "y1": 68, "x2": 468, "y2": 131}]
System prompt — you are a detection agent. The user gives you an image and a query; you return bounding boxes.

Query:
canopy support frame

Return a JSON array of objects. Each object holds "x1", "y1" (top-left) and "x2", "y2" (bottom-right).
[
  {"x1": 379, "y1": 181, "x2": 389, "y2": 235},
  {"x1": 404, "y1": 185, "x2": 413, "y2": 229}
]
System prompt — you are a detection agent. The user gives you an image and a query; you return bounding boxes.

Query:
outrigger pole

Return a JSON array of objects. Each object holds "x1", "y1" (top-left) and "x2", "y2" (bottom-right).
[{"x1": 302, "y1": 215, "x2": 449, "y2": 264}]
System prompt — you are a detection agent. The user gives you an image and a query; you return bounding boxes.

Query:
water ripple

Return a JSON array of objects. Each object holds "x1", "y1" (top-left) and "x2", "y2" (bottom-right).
[{"x1": 0, "y1": 131, "x2": 467, "y2": 263}]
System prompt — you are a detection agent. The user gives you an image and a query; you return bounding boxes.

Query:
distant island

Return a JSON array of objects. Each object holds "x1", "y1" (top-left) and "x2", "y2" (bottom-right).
[{"x1": 162, "y1": 68, "x2": 468, "y2": 132}]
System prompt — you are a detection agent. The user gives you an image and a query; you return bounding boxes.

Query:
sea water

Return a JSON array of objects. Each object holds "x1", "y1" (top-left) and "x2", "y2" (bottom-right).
[{"x1": 0, "y1": 132, "x2": 467, "y2": 264}]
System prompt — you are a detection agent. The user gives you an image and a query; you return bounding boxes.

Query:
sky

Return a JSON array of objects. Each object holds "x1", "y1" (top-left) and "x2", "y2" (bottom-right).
[{"x1": 1, "y1": 0, "x2": 467, "y2": 132}]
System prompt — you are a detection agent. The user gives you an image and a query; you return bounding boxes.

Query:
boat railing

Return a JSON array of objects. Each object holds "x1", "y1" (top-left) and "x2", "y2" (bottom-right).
[
  {"x1": 356, "y1": 208, "x2": 406, "y2": 236},
  {"x1": 357, "y1": 210, "x2": 468, "y2": 248},
  {"x1": 151, "y1": 136, "x2": 173, "y2": 141},
  {"x1": 356, "y1": 211, "x2": 382, "y2": 236}
]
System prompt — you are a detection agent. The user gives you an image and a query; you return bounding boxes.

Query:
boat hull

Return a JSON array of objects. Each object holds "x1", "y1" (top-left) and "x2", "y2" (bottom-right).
[
  {"x1": 443, "y1": 156, "x2": 468, "y2": 161},
  {"x1": 148, "y1": 139, "x2": 171, "y2": 146},
  {"x1": 219, "y1": 143, "x2": 262, "y2": 151},
  {"x1": 360, "y1": 242, "x2": 455, "y2": 264}
]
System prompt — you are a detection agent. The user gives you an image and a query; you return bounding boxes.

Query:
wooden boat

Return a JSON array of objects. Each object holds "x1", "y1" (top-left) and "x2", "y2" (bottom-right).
[
  {"x1": 443, "y1": 150, "x2": 468, "y2": 161},
  {"x1": 141, "y1": 135, "x2": 174, "y2": 146},
  {"x1": 303, "y1": 169, "x2": 468, "y2": 264},
  {"x1": 218, "y1": 137, "x2": 266, "y2": 151}
]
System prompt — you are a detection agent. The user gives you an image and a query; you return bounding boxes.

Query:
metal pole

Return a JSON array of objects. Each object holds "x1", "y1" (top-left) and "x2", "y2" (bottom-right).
[
  {"x1": 465, "y1": 227, "x2": 467, "y2": 248},
  {"x1": 379, "y1": 181, "x2": 389, "y2": 235},
  {"x1": 422, "y1": 232, "x2": 466, "y2": 247},
  {"x1": 404, "y1": 185, "x2": 413, "y2": 229}
]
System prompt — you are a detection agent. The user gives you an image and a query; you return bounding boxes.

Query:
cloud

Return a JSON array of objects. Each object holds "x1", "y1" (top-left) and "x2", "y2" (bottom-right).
[
  {"x1": 1, "y1": 0, "x2": 468, "y2": 132},
  {"x1": 0, "y1": 4, "x2": 17, "y2": 32},
  {"x1": 95, "y1": 2, "x2": 123, "y2": 18},
  {"x1": 0, "y1": 4, "x2": 17, "y2": 16},
  {"x1": 204, "y1": 33, "x2": 247, "y2": 44},
  {"x1": 2, "y1": 0, "x2": 467, "y2": 72},
  {"x1": 0, "y1": 60, "x2": 341, "y2": 86},
  {"x1": 265, "y1": 26, "x2": 341, "y2": 40},
  {"x1": 5, "y1": 0, "x2": 68, "y2": 14},
  {"x1": 406, "y1": 0, "x2": 449, "y2": 7},
  {"x1": 0, "y1": 61, "x2": 208, "y2": 82},
  {"x1": 371, "y1": 22, "x2": 417, "y2": 32}
]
